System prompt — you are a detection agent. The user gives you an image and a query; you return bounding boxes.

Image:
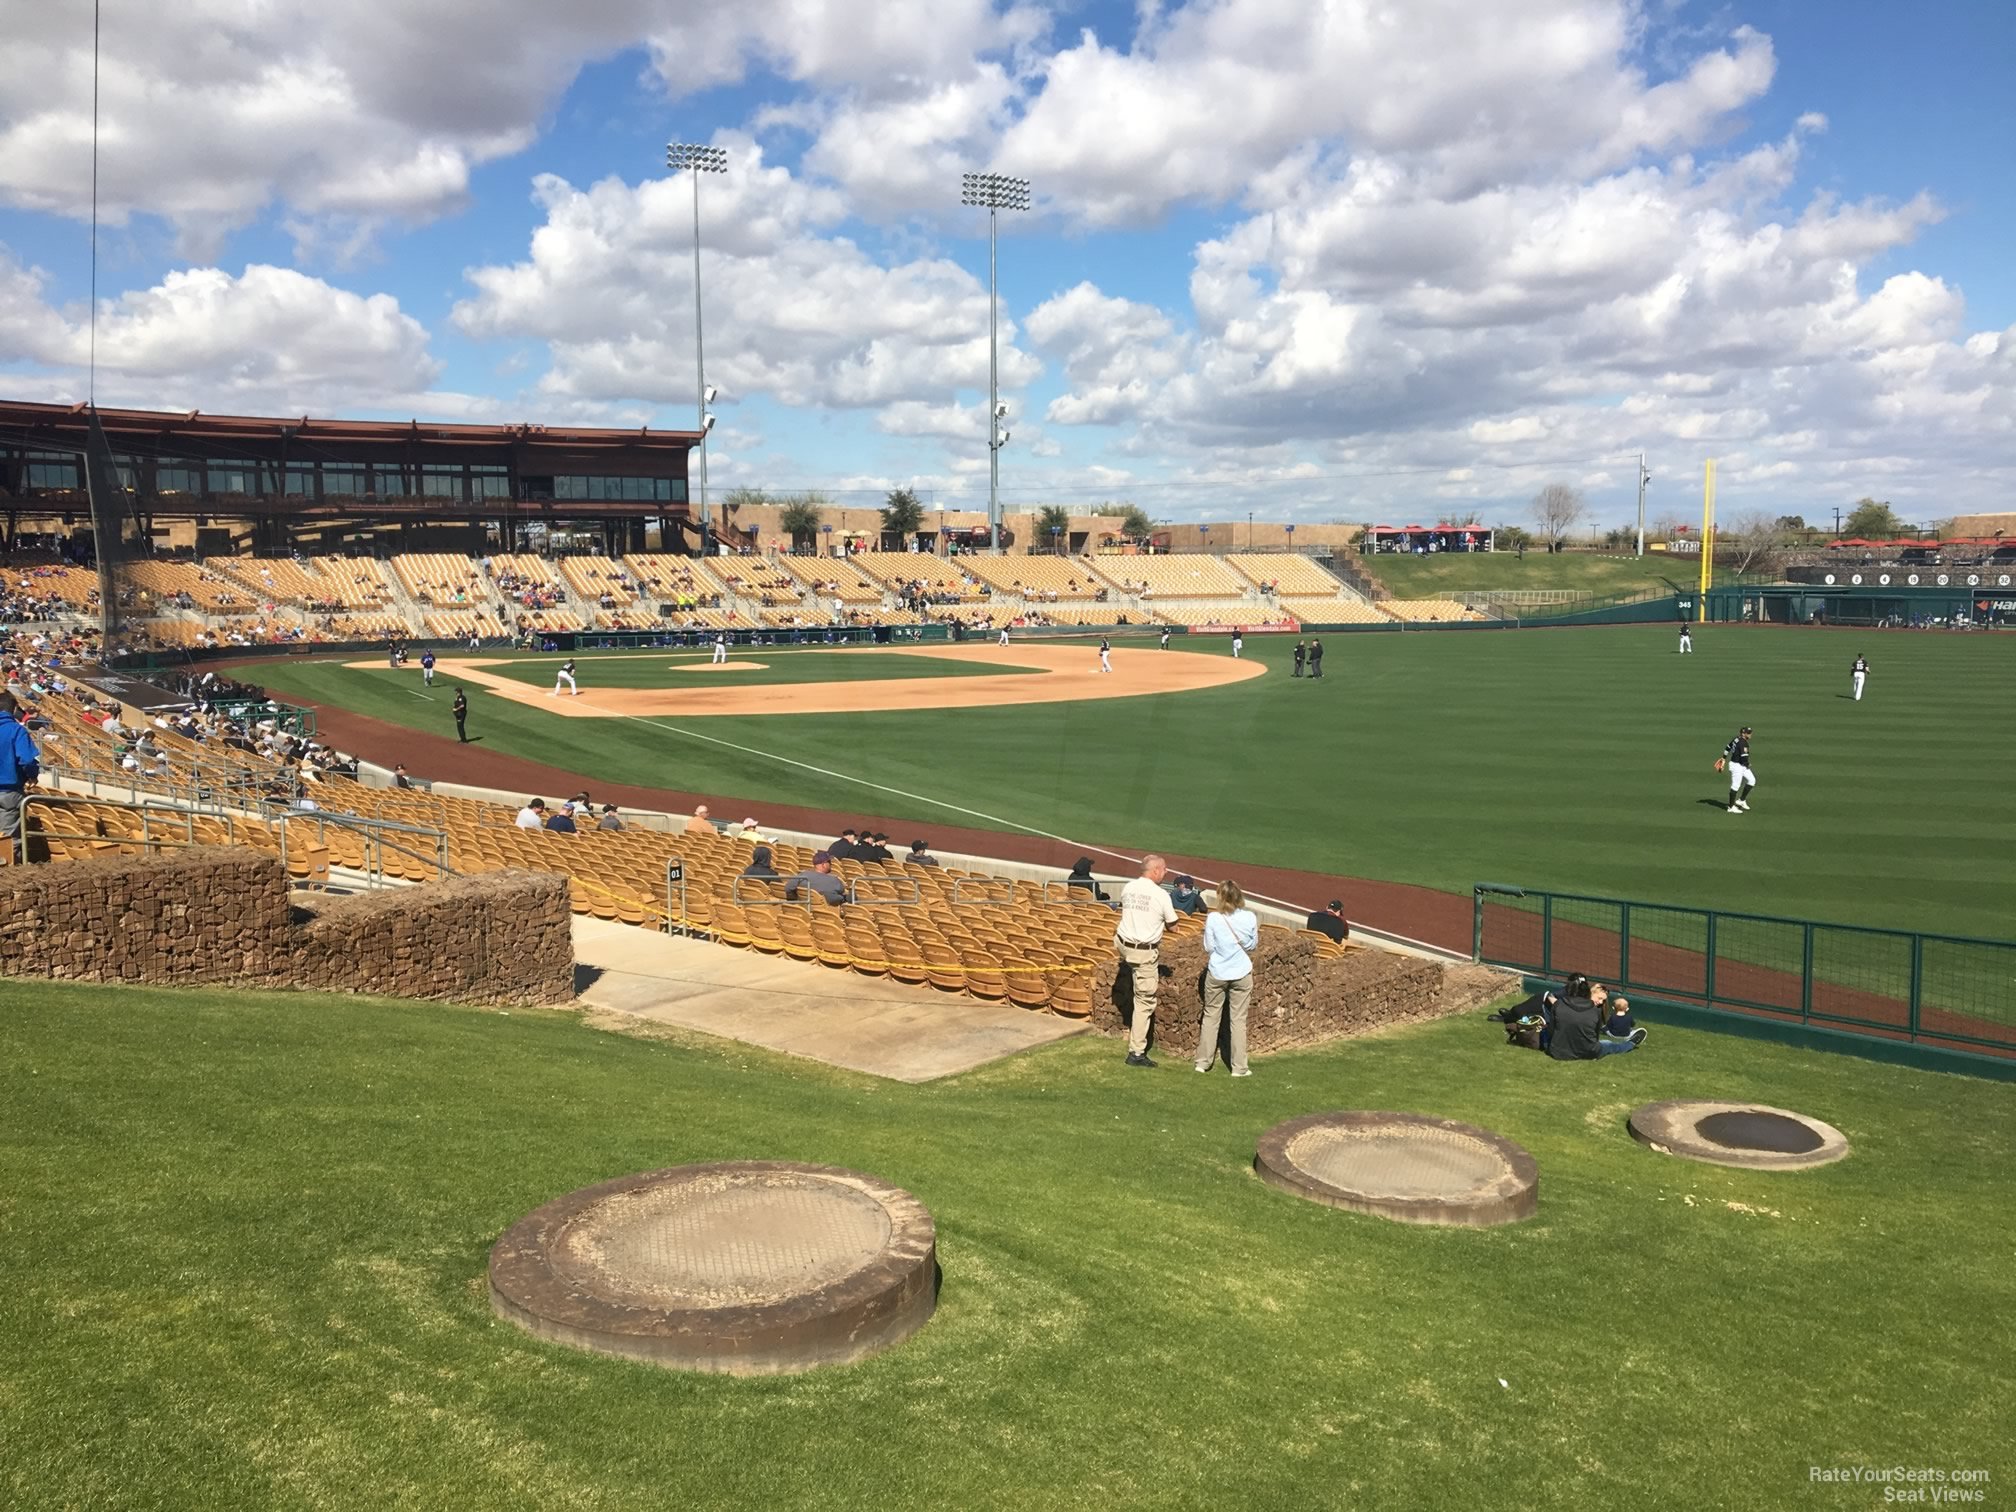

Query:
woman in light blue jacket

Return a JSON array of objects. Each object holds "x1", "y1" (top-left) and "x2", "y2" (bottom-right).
[{"x1": 1197, "y1": 879, "x2": 1260, "y2": 1077}]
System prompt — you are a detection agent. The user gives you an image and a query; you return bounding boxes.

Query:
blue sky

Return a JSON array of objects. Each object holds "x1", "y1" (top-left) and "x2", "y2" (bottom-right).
[{"x1": 1, "y1": 0, "x2": 2011, "y2": 529}]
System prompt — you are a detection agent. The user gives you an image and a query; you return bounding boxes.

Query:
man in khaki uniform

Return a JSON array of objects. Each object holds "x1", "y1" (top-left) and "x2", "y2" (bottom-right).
[{"x1": 1114, "y1": 854, "x2": 1179, "y2": 1066}]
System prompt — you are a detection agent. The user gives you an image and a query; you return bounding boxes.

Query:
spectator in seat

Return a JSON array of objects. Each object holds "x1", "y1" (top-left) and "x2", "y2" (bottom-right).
[
  {"x1": 1168, "y1": 874, "x2": 1207, "y2": 915},
  {"x1": 784, "y1": 850, "x2": 847, "y2": 906},
  {"x1": 685, "y1": 805, "x2": 714, "y2": 835},
  {"x1": 515, "y1": 798, "x2": 547, "y2": 829},
  {"x1": 545, "y1": 801, "x2": 579, "y2": 834},
  {"x1": 741, "y1": 845, "x2": 781, "y2": 883},
  {"x1": 1065, "y1": 856, "x2": 1108, "y2": 901},
  {"x1": 596, "y1": 804, "x2": 625, "y2": 832},
  {"x1": 1304, "y1": 899, "x2": 1349, "y2": 943},
  {"x1": 908, "y1": 838, "x2": 940, "y2": 868},
  {"x1": 828, "y1": 826, "x2": 864, "y2": 861}
]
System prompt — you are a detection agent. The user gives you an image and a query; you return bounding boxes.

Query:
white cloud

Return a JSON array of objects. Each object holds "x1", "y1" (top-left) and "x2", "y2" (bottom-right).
[
  {"x1": 0, "y1": 248, "x2": 442, "y2": 412},
  {"x1": 453, "y1": 148, "x2": 1040, "y2": 413},
  {"x1": 0, "y1": 0, "x2": 1042, "y2": 248}
]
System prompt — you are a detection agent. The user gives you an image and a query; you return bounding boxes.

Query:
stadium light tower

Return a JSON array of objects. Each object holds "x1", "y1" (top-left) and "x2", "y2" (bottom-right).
[
  {"x1": 958, "y1": 171, "x2": 1031, "y2": 553},
  {"x1": 667, "y1": 141, "x2": 728, "y2": 555}
]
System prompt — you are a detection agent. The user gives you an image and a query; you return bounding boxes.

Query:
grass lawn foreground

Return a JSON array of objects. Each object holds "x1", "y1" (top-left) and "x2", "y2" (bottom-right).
[{"x1": 3, "y1": 979, "x2": 2013, "y2": 1510}]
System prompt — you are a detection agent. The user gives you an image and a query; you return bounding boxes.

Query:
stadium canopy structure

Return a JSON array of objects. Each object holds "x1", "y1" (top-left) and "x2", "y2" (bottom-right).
[{"x1": 0, "y1": 401, "x2": 704, "y2": 550}]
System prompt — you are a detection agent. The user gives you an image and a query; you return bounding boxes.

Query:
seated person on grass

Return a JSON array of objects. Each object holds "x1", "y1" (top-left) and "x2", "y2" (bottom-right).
[{"x1": 1546, "y1": 981, "x2": 1646, "y2": 1059}]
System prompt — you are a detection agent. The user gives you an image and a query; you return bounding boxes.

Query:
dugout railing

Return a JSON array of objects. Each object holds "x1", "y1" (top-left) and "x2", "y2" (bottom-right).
[{"x1": 1472, "y1": 883, "x2": 2016, "y2": 1066}]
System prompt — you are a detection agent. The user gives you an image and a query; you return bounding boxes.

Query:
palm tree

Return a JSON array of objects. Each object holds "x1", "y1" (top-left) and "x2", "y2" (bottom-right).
[
  {"x1": 779, "y1": 494, "x2": 824, "y2": 554},
  {"x1": 1036, "y1": 504, "x2": 1072, "y2": 554},
  {"x1": 881, "y1": 487, "x2": 925, "y2": 549}
]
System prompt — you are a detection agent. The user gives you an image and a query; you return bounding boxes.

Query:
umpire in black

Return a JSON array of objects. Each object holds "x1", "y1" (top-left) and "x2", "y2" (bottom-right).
[{"x1": 452, "y1": 688, "x2": 469, "y2": 742}]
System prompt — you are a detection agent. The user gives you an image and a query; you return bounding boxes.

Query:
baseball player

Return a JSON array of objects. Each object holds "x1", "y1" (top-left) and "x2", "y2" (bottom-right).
[
  {"x1": 998, "y1": 624, "x2": 1011, "y2": 647},
  {"x1": 468, "y1": 629, "x2": 481, "y2": 651},
  {"x1": 452, "y1": 688, "x2": 469, "y2": 742},
  {"x1": 1713, "y1": 725, "x2": 1756, "y2": 813},
  {"x1": 420, "y1": 649, "x2": 436, "y2": 686},
  {"x1": 712, "y1": 633, "x2": 728, "y2": 665},
  {"x1": 1678, "y1": 623, "x2": 1693, "y2": 654},
  {"x1": 551, "y1": 659, "x2": 579, "y2": 697},
  {"x1": 1158, "y1": 627, "x2": 1170, "y2": 650},
  {"x1": 1231, "y1": 628, "x2": 1244, "y2": 658},
  {"x1": 1098, "y1": 635, "x2": 1112, "y2": 673},
  {"x1": 1851, "y1": 653, "x2": 1869, "y2": 701}
]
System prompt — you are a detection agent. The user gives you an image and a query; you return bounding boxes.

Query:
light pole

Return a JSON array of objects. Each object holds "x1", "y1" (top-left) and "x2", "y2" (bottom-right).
[
  {"x1": 959, "y1": 171, "x2": 1031, "y2": 553},
  {"x1": 1635, "y1": 453, "x2": 1652, "y2": 557},
  {"x1": 667, "y1": 141, "x2": 727, "y2": 556}
]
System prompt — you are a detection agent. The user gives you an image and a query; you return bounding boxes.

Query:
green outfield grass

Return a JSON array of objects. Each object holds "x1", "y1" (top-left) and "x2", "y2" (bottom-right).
[
  {"x1": 5, "y1": 978, "x2": 2012, "y2": 1511},
  {"x1": 478, "y1": 646, "x2": 1016, "y2": 691},
  {"x1": 1363, "y1": 550, "x2": 1723, "y2": 599},
  {"x1": 255, "y1": 627, "x2": 2016, "y2": 939}
]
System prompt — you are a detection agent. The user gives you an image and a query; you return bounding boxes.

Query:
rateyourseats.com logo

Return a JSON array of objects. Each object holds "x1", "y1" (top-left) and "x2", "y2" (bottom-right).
[{"x1": 1808, "y1": 1465, "x2": 1990, "y2": 1503}]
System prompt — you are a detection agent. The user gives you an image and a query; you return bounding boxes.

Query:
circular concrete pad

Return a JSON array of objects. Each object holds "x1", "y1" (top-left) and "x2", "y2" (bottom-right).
[
  {"x1": 489, "y1": 1162, "x2": 937, "y2": 1374},
  {"x1": 1254, "y1": 1111, "x2": 1539, "y2": 1227},
  {"x1": 1628, "y1": 1100, "x2": 1850, "y2": 1171}
]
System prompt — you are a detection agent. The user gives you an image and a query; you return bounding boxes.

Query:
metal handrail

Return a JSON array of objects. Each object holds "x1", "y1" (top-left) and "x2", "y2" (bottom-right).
[
  {"x1": 253, "y1": 799, "x2": 453, "y2": 883},
  {"x1": 847, "y1": 875, "x2": 921, "y2": 906}
]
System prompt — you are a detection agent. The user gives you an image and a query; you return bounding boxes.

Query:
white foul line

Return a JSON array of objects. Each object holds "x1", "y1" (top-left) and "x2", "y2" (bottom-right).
[
  {"x1": 598, "y1": 706, "x2": 1330, "y2": 920},
  {"x1": 614, "y1": 708, "x2": 1124, "y2": 858}
]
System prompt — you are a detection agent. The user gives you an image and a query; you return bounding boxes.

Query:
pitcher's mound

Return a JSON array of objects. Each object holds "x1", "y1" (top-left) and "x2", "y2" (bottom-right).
[
  {"x1": 669, "y1": 660, "x2": 768, "y2": 672},
  {"x1": 489, "y1": 1161, "x2": 938, "y2": 1374}
]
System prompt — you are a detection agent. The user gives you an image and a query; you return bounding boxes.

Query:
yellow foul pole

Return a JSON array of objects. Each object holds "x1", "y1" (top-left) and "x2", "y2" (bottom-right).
[{"x1": 1697, "y1": 458, "x2": 1716, "y2": 622}]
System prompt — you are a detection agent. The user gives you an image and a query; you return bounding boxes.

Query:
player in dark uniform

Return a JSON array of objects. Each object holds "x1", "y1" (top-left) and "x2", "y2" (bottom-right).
[
  {"x1": 452, "y1": 688, "x2": 469, "y2": 742},
  {"x1": 420, "y1": 649, "x2": 436, "y2": 686},
  {"x1": 1715, "y1": 725, "x2": 1756, "y2": 813},
  {"x1": 1292, "y1": 640, "x2": 1306, "y2": 677},
  {"x1": 1307, "y1": 638, "x2": 1324, "y2": 679}
]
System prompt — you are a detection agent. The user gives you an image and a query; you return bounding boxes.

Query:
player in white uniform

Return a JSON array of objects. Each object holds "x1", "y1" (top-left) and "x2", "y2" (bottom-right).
[
  {"x1": 1159, "y1": 628, "x2": 1170, "y2": 650},
  {"x1": 1851, "y1": 654, "x2": 1869, "y2": 701},
  {"x1": 1231, "y1": 628, "x2": 1244, "y2": 658},
  {"x1": 551, "y1": 659, "x2": 578, "y2": 696},
  {"x1": 712, "y1": 633, "x2": 728, "y2": 665},
  {"x1": 1678, "y1": 624, "x2": 1692, "y2": 654},
  {"x1": 998, "y1": 625, "x2": 1010, "y2": 647},
  {"x1": 1715, "y1": 726, "x2": 1756, "y2": 813},
  {"x1": 1098, "y1": 635, "x2": 1112, "y2": 673}
]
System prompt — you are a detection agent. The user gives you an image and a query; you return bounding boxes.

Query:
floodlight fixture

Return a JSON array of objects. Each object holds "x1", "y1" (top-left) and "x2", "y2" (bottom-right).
[
  {"x1": 667, "y1": 141, "x2": 729, "y2": 550},
  {"x1": 955, "y1": 170, "x2": 1033, "y2": 551}
]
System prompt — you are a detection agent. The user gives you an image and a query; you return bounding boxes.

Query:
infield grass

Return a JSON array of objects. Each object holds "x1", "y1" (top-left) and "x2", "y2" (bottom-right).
[
  {"x1": 255, "y1": 626, "x2": 2016, "y2": 941},
  {"x1": 4, "y1": 978, "x2": 2012, "y2": 1511},
  {"x1": 477, "y1": 645, "x2": 1018, "y2": 691}
]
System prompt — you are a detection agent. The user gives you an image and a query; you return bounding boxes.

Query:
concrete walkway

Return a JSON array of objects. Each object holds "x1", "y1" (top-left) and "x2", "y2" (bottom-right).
[{"x1": 570, "y1": 917, "x2": 1088, "y2": 1082}]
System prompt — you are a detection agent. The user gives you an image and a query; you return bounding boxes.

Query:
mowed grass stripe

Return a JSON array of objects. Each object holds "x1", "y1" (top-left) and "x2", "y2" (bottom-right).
[
  {"x1": 256, "y1": 627, "x2": 2016, "y2": 938},
  {"x1": 3, "y1": 980, "x2": 2013, "y2": 1509}
]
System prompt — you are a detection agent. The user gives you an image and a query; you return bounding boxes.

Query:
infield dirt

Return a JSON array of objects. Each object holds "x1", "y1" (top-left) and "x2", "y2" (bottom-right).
[{"x1": 344, "y1": 642, "x2": 1262, "y2": 717}]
